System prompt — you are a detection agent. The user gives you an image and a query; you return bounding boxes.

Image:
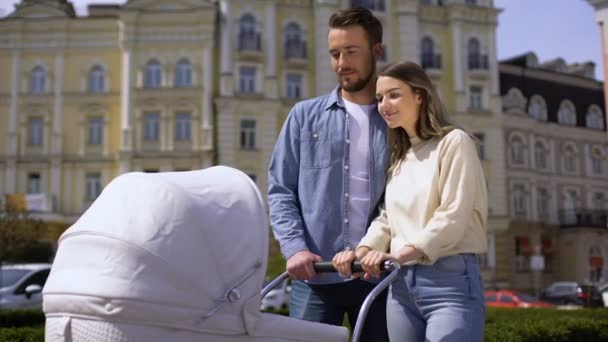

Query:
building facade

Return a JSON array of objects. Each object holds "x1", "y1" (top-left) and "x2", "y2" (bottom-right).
[{"x1": 499, "y1": 52, "x2": 608, "y2": 293}]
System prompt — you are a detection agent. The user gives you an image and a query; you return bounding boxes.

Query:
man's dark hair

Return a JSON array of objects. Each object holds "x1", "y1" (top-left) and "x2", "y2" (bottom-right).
[{"x1": 328, "y1": 7, "x2": 383, "y2": 47}]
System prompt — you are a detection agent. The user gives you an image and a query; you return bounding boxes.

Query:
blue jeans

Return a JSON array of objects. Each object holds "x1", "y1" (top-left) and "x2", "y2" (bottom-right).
[
  {"x1": 290, "y1": 279, "x2": 389, "y2": 342},
  {"x1": 387, "y1": 254, "x2": 485, "y2": 342}
]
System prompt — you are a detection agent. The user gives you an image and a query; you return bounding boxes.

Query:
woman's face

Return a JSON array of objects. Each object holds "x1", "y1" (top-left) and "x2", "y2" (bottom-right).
[{"x1": 375, "y1": 76, "x2": 422, "y2": 132}]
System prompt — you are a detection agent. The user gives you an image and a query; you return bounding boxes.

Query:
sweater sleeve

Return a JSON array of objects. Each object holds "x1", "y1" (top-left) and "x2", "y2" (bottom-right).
[
  {"x1": 358, "y1": 202, "x2": 391, "y2": 252},
  {"x1": 408, "y1": 130, "x2": 485, "y2": 263}
]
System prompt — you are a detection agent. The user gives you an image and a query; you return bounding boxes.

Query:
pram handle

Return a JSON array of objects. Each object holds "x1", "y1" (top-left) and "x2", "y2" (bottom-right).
[{"x1": 313, "y1": 260, "x2": 392, "y2": 273}]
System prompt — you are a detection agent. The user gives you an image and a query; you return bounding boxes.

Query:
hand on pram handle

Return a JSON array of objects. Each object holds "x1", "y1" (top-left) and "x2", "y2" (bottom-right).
[{"x1": 313, "y1": 260, "x2": 395, "y2": 273}]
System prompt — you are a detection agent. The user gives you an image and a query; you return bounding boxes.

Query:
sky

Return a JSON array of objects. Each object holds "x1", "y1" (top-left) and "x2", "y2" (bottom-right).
[{"x1": 0, "y1": 0, "x2": 604, "y2": 80}]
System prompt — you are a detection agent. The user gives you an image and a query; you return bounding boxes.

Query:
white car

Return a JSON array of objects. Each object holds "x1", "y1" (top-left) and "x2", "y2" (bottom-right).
[{"x1": 0, "y1": 263, "x2": 51, "y2": 310}]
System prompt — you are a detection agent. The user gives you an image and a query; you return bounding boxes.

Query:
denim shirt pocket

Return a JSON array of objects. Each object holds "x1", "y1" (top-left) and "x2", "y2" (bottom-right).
[{"x1": 300, "y1": 130, "x2": 331, "y2": 169}]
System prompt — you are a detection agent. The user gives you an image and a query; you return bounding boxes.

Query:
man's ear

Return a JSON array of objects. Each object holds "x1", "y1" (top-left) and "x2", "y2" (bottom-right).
[{"x1": 374, "y1": 43, "x2": 383, "y2": 60}]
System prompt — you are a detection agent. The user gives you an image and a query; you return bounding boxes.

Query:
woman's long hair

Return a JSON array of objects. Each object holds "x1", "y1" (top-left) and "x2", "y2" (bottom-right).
[{"x1": 378, "y1": 61, "x2": 455, "y2": 177}]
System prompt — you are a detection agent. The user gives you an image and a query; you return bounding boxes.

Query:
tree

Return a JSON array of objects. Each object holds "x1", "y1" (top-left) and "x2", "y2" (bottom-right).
[{"x1": 0, "y1": 206, "x2": 53, "y2": 264}]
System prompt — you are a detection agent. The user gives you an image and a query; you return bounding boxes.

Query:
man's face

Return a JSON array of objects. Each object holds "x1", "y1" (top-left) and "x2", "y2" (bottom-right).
[{"x1": 328, "y1": 25, "x2": 378, "y2": 93}]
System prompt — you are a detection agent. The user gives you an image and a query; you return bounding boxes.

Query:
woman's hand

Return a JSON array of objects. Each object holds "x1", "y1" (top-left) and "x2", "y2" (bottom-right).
[
  {"x1": 360, "y1": 250, "x2": 393, "y2": 279},
  {"x1": 332, "y1": 250, "x2": 358, "y2": 278}
]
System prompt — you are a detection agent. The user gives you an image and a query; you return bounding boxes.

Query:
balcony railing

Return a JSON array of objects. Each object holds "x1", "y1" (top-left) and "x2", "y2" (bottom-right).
[
  {"x1": 468, "y1": 54, "x2": 489, "y2": 70},
  {"x1": 284, "y1": 40, "x2": 307, "y2": 59},
  {"x1": 421, "y1": 54, "x2": 442, "y2": 69},
  {"x1": 558, "y1": 209, "x2": 607, "y2": 228},
  {"x1": 238, "y1": 32, "x2": 261, "y2": 51}
]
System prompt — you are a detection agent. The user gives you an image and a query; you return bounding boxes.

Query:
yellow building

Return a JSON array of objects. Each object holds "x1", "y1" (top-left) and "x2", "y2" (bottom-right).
[{"x1": 0, "y1": 0, "x2": 216, "y2": 228}]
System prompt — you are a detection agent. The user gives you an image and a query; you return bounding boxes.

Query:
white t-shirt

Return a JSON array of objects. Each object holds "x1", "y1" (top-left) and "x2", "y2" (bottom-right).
[{"x1": 343, "y1": 98, "x2": 375, "y2": 249}]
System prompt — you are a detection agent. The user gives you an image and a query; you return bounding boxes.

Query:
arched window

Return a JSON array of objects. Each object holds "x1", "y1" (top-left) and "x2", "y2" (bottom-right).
[
  {"x1": 528, "y1": 95, "x2": 547, "y2": 121},
  {"x1": 175, "y1": 58, "x2": 192, "y2": 87},
  {"x1": 31, "y1": 66, "x2": 47, "y2": 94},
  {"x1": 144, "y1": 59, "x2": 162, "y2": 88},
  {"x1": 510, "y1": 135, "x2": 526, "y2": 165},
  {"x1": 421, "y1": 37, "x2": 440, "y2": 69},
  {"x1": 285, "y1": 22, "x2": 306, "y2": 59},
  {"x1": 558, "y1": 100, "x2": 577, "y2": 126},
  {"x1": 563, "y1": 144, "x2": 577, "y2": 172},
  {"x1": 534, "y1": 141, "x2": 548, "y2": 169},
  {"x1": 238, "y1": 14, "x2": 260, "y2": 51},
  {"x1": 591, "y1": 147, "x2": 604, "y2": 175},
  {"x1": 467, "y1": 38, "x2": 487, "y2": 69},
  {"x1": 586, "y1": 105, "x2": 604, "y2": 129},
  {"x1": 89, "y1": 65, "x2": 105, "y2": 93}
]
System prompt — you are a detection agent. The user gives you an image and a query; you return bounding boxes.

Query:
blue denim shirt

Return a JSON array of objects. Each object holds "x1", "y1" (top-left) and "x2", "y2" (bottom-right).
[{"x1": 268, "y1": 86, "x2": 390, "y2": 284}]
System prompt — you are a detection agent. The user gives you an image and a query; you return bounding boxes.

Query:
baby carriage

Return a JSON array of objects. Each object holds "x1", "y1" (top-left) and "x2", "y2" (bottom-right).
[{"x1": 42, "y1": 166, "x2": 349, "y2": 341}]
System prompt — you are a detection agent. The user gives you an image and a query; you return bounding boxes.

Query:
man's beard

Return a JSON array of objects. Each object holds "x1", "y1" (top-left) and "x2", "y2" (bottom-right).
[{"x1": 339, "y1": 58, "x2": 376, "y2": 93}]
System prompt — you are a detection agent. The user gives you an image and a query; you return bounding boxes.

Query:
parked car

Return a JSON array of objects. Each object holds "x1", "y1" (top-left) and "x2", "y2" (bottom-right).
[
  {"x1": 0, "y1": 263, "x2": 51, "y2": 310},
  {"x1": 598, "y1": 282, "x2": 608, "y2": 307},
  {"x1": 261, "y1": 280, "x2": 291, "y2": 311},
  {"x1": 485, "y1": 290, "x2": 553, "y2": 308},
  {"x1": 540, "y1": 281, "x2": 603, "y2": 307}
]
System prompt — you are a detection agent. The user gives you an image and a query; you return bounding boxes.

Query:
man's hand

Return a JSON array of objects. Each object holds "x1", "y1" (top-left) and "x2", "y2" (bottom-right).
[{"x1": 286, "y1": 250, "x2": 322, "y2": 280}]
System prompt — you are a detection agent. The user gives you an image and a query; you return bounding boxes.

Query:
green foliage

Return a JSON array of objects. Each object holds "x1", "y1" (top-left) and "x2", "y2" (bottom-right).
[
  {"x1": 266, "y1": 235, "x2": 286, "y2": 279},
  {"x1": 0, "y1": 327, "x2": 44, "y2": 342},
  {"x1": 0, "y1": 310, "x2": 45, "y2": 328},
  {"x1": 0, "y1": 208, "x2": 51, "y2": 263}
]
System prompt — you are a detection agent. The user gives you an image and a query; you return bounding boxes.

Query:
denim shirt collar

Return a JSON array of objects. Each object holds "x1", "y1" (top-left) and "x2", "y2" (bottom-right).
[{"x1": 325, "y1": 85, "x2": 346, "y2": 111}]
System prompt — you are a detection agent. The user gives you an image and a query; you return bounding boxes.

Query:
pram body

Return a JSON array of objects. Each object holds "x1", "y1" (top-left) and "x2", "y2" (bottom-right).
[{"x1": 43, "y1": 166, "x2": 348, "y2": 341}]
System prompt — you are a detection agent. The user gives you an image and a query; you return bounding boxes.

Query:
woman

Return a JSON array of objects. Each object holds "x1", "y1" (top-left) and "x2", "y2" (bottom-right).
[{"x1": 333, "y1": 61, "x2": 487, "y2": 342}]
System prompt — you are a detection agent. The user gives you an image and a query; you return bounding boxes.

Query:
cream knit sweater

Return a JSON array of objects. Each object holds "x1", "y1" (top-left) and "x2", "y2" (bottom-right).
[{"x1": 358, "y1": 128, "x2": 488, "y2": 264}]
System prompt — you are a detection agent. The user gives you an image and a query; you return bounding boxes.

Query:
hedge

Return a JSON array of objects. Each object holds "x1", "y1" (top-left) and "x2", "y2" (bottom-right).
[{"x1": 1, "y1": 308, "x2": 607, "y2": 341}]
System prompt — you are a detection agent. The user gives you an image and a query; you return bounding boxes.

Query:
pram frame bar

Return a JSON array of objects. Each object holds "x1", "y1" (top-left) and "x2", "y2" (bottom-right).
[{"x1": 261, "y1": 260, "x2": 401, "y2": 342}]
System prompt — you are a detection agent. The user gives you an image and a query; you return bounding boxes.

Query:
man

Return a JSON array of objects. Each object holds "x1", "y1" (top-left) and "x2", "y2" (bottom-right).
[{"x1": 268, "y1": 7, "x2": 390, "y2": 341}]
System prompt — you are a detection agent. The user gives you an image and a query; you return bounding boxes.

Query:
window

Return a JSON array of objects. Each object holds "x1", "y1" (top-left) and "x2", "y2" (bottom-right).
[
  {"x1": 27, "y1": 173, "x2": 41, "y2": 194},
  {"x1": 558, "y1": 101, "x2": 576, "y2": 126},
  {"x1": 469, "y1": 86, "x2": 483, "y2": 110},
  {"x1": 513, "y1": 185, "x2": 526, "y2": 216},
  {"x1": 534, "y1": 142, "x2": 547, "y2": 169},
  {"x1": 175, "y1": 59, "x2": 192, "y2": 87},
  {"x1": 586, "y1": 106, "x2": 604, "y2": 129},
  {"x1": 591, "y1": 149, "x2": 603, "y2": 175},
  {"x1": 537, "y1": 188, "x2": 549, "y2": 219},
  {"x1": 350, "y1": 0, "x2": 385, "y2": 11},
  {"x1": 240, "y1": 119, "x2": 256, "y2": 150},
  {"x1": 528, "y1": 95, "x2": 547, "y2": 121},
  {"x1": 285, "y1": 22, "x2": 306, "y2": 59},
  {"x1": 31, "y1": 66, "x2": 47, "y2": 94},
  {"x1": 473, "y1": 133, "x2": 485, "y2": 160},
  {"x1": 465, "y1": 0, "x2": 478, "y2": 4},
  {"x1": 28, "y1": 118, "x2": 43, "y2": 146},
  {"x1": 144, "y1": 112, "x2": 160, "y2": 141},
  {"x1": 515, "y1": 236, "x2": 531, "y2": 272},
  {"x1": 563, "y1": 145, "x2": 577, "y2": 172},
  {"x1": 421, "y1": 37, "x2": 441, "y2": 69},
  {"x1": 593, "y1": 193, "x2": 605, "y2": 210},
  {"x1": 86, "y1": 173, "x2": 102, "y2": 202},
  {"x1": 175, "y1": 112, "x2": 191, "y2": 141},
  {"x1": 510, "y1": 136, "x2": 525, "y2": 165},
  {"x1": 88, "y1": 117, "x2": 103, "y2": 145},
  {"x1": 144, "y1": 59, "x2": 162, "y2": 88},
  {"x1": 239, "y1": 67, "x2": 256, "y2": 94},
  {"x1": 286, "y1": 74, "x2": 302, "y2": 99},
  {"x1": 467, "y1": 38, "x2": 487, "y2": 69},
  {"x1": 238, "y1": 14, "x2": 261, "y2": 51},
  {"x1": 89, "y1": 65, "x2": 105, "y2": 93}
]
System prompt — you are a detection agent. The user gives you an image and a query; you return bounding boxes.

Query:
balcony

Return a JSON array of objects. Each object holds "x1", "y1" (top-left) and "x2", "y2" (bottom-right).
[{"x1": 558, "y1": 209, "x2": 607, "y2": 229}]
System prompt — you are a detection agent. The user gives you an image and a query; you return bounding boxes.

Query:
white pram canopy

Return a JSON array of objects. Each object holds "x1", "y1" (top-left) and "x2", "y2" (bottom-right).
[{"x1": 43, "y1": 166, "x2": 348, "y2": 342}]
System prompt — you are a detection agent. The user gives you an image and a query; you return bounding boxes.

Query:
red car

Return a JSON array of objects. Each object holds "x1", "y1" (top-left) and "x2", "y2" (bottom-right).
[{"x1": 485, "y1": 290, "x2": 554, "y2": 308}]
